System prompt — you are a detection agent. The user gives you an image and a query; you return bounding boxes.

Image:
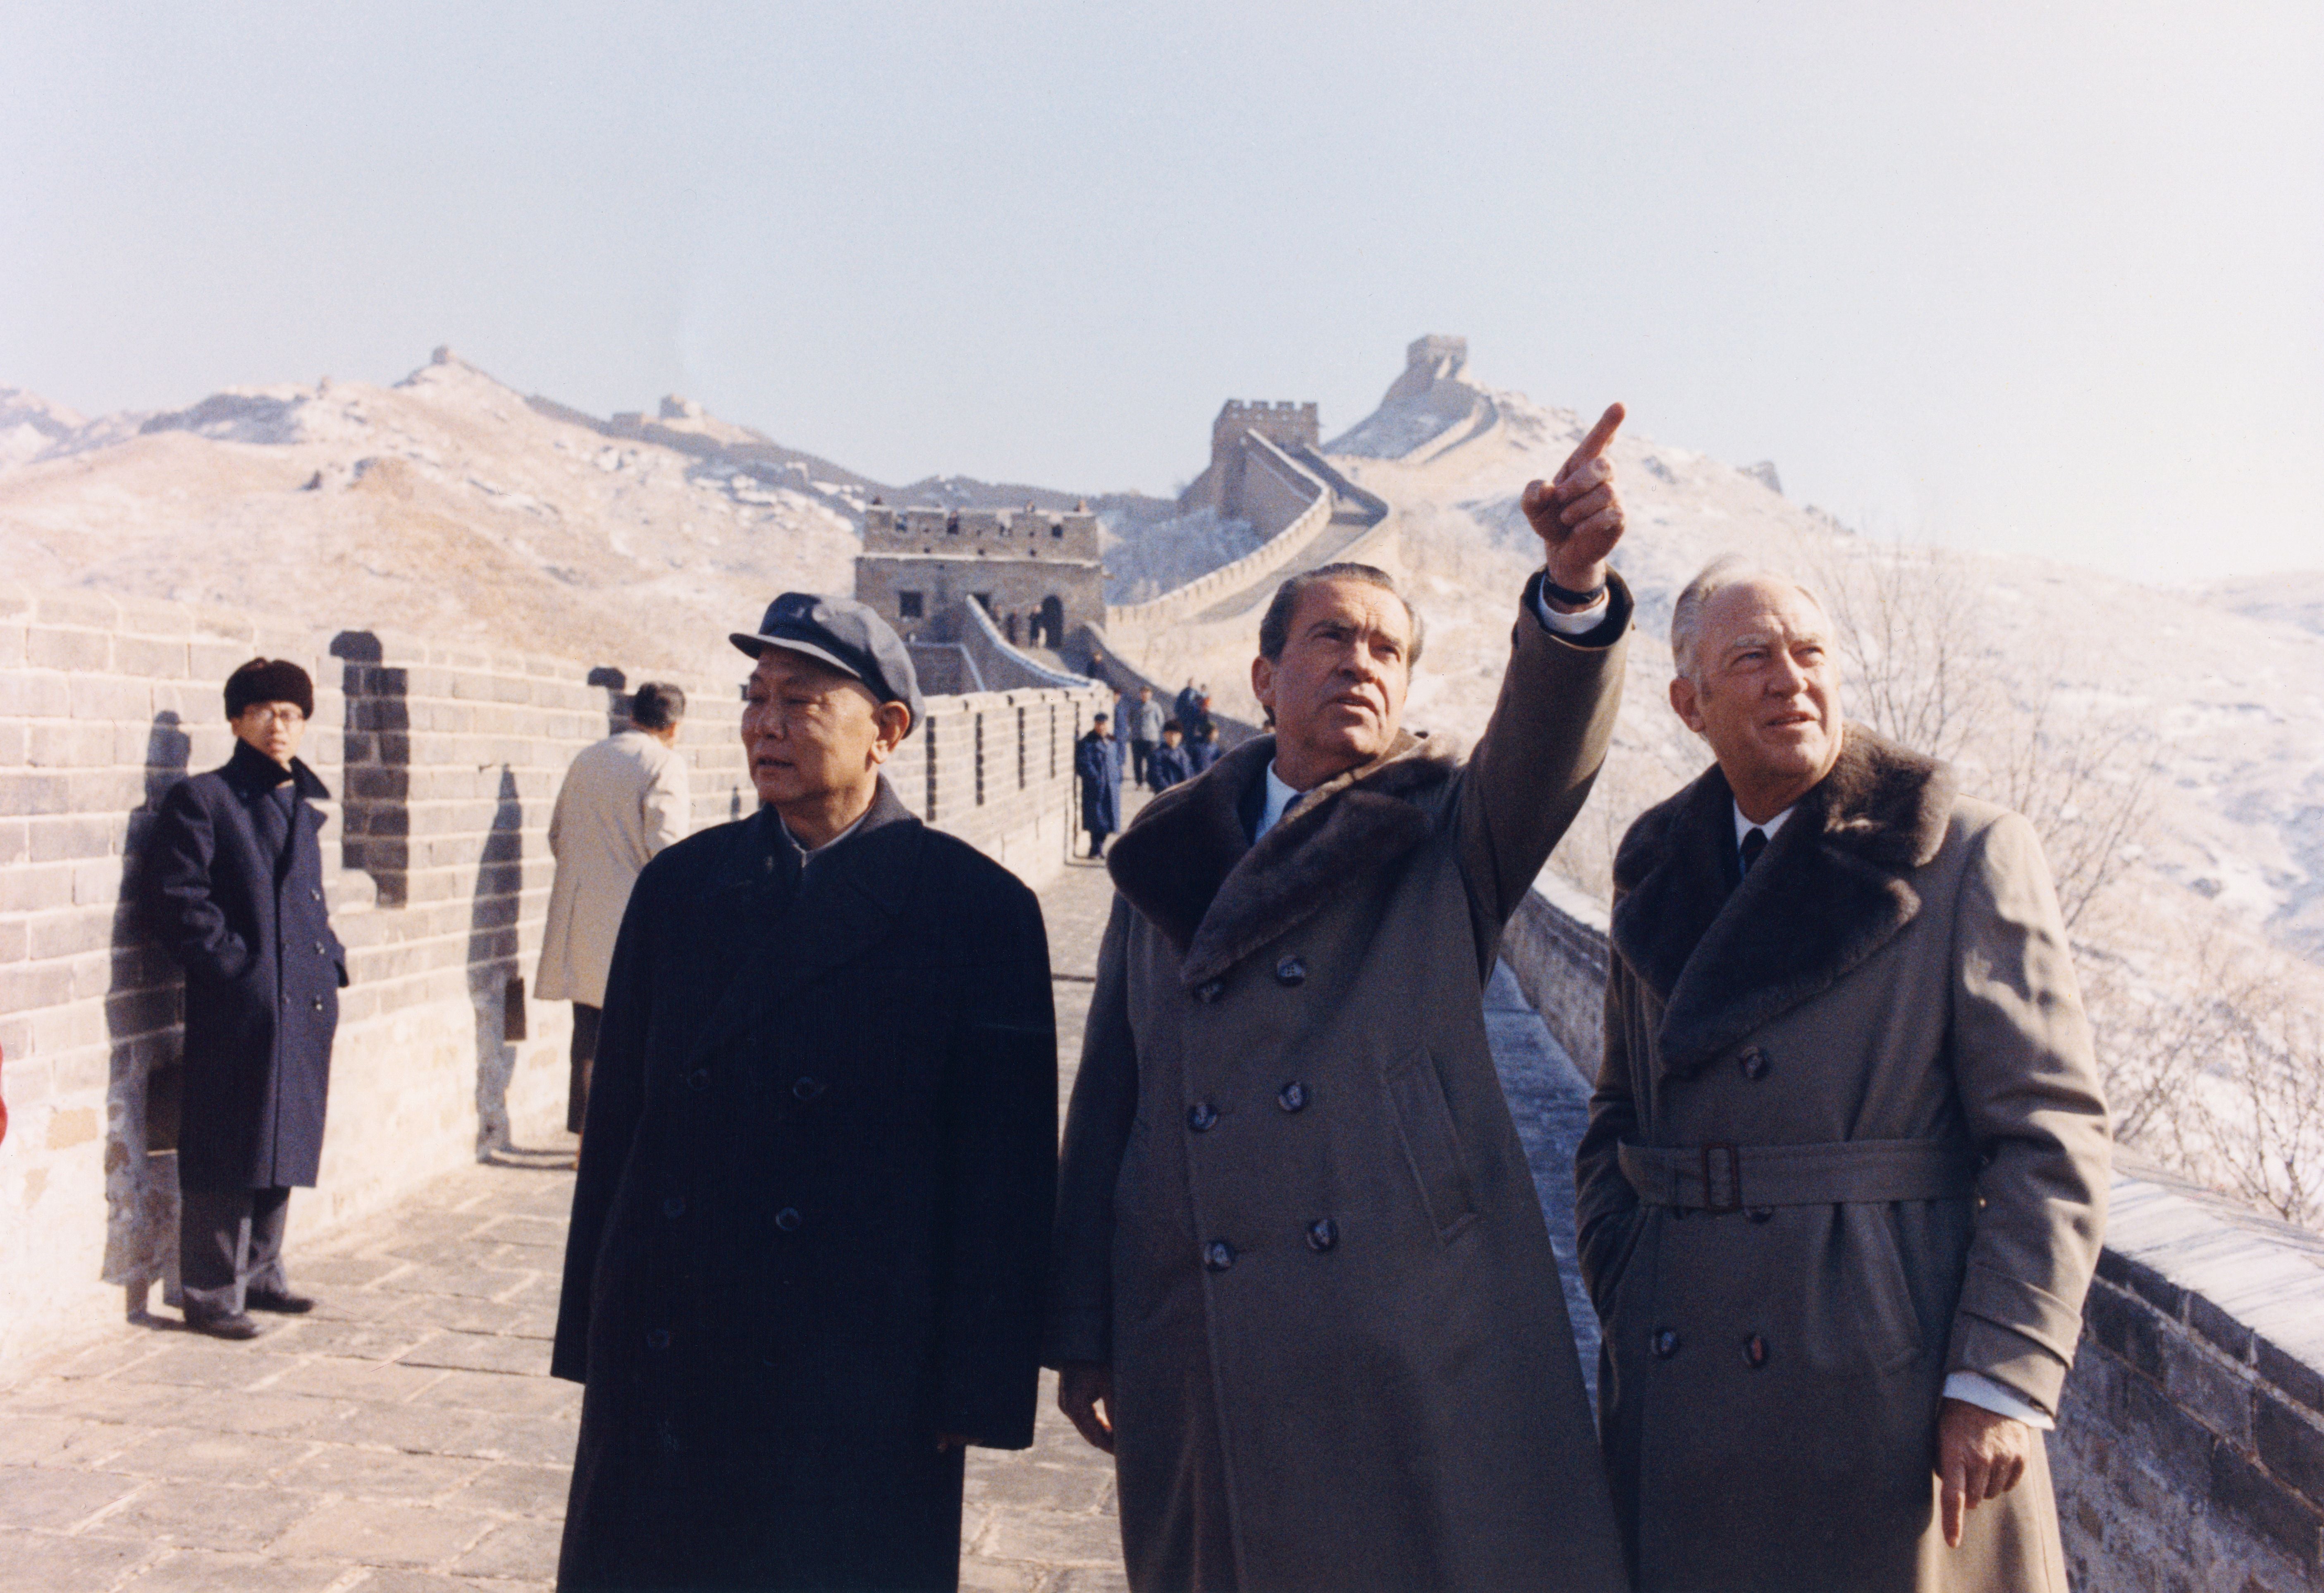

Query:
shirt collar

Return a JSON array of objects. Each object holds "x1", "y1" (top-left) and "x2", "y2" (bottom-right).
[
  {"x1": 1733, "y1": 800, "x2": 1796, "y2": 848},
  {"x1": 1256, "y1": 762, "x2": 1302, "y2": 841},
  {"x1": 779, "y1": 802, "x2": 873, "y2": 861}
]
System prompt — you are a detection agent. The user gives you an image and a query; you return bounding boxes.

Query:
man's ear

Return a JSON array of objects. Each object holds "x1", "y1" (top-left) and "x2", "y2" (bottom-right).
[
  {"x1": 1250, "y1": 653, "x2": 1276, "y2": 723},
  {"x1": 1669, "y1": 675, "x2": 1708, "y2": 736},
  {"x1": 867, "y1": 701, "x2": 913, "y2": 765}
]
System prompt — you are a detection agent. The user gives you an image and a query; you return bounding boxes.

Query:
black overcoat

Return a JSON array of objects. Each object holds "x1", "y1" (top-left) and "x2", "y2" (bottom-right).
[
  {"x1": 148, "y1": 739, "x2": 346, "y2": 1191},
  {"x1": 552, "y1": 780, "x2": 1058, "y2": 1593}
]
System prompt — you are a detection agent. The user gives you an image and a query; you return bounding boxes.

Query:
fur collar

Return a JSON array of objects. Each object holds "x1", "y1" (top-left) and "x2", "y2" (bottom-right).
[
  {"x1": 1610, "y1": 727, "x2": 1954, "y2": 1077},
  {"x1": 1108, "y1": 727, "x2": 1463, "y2": 989}
]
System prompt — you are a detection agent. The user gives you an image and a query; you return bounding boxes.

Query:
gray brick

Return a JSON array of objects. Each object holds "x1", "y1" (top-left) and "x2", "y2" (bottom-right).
[
  {"x1": 2257, "y1": 1395, "x2": 2324, "y2": 1512},
  {"x1": 2259, "y1": 1335, "x2": 2324, "y2": 1418},
  {"x1": 2211, "y1": 1439, "x2": 2323, "y2": 1570}
]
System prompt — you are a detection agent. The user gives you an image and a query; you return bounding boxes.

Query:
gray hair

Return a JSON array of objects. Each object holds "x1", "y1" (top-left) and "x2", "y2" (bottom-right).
[
  {"x1": 1669, "y1": 556, "x2": 1828, "y2": 683},
  {"x1": 1258, "y1": 562, "x2": 1427, "y2": 669}
]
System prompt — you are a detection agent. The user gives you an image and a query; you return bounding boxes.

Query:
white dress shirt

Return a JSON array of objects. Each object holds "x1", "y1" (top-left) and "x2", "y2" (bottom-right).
[{"x1": 1729, "y1": 804, "x2": 2052, "y2": 1430}]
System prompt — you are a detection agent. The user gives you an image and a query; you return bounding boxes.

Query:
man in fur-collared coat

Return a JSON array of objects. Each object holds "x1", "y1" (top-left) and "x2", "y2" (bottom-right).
[
  {"x1": 1575, "y1": 557, "x2": 2111, "y2": 1592},
  {"x1": 1049, "y1": 408, "x2": 1638, "y2": 1592}
]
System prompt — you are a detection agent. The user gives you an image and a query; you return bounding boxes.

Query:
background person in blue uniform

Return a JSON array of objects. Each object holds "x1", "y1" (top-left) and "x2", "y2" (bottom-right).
[
  {"x1": 1076, "y1": 712, "x2": 1123, "y2": 857},
  {"x1": 149, "y1": 658, "x2": 346, "y2": 1339},
  {"x1": 552, "y1": 593, "x2": 1058, "y2": 1593}
]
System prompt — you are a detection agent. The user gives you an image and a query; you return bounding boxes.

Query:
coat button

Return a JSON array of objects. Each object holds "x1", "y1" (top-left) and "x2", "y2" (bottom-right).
[
  {"x1": 646, "y1": 1328, "x2": 671, "y2": 1349},
  {"x1": 1194, "y1": 978, "x2": 1225, "y2": 1004},
  {"x1": 1187, "y1": 1102, "x2": 1219, "y2": 1133},
  {"x1": 1652, "y1": 1328, "x2": 1682, "y2": 1359},
  {"x1": 1276, "y1": 1082, "x2": 1307, "y2": 1113},
  {"x1": 1743, "y1": 1333, "x2": 1769, "y2": 1369},
  {"x1": 775, "y1": 1207, "x2": 803, "y2": 1232},
  {"x1": 791, "y1": 1076, "x2": 824, "y2": 1102},
  {"x1": 1275, "y1": 956, "x2": 1307, "y2": 987},
  {"x1": 1747, "y1": 1206, "x2": 1774, "y2": 1224},
  {"x1": 1305, "y1": 1218, "x2": 1338, "y2": 1253},
  {"x1": 314, "y1": 942, "x2": 326, "y2": 955},
  {"x1": 688, "y1": 1069, "x2": 711, "y2": 1091},
  {"x1": 310, "y1": 889, "x2": 322, "y2": 902},
  {"x1": 1203, "y1": 1240, "x2": 1235, "y2": 1272},
  {"x1": 662, "y1": 1196, "x2": 685, "y2": 1218},
  {"x1": 311, "y1": 997, "x2": 325, "y2": 1012},
  {"x1": 1738, "y1": 1047, "x2": 1771, "y2": 1081}
]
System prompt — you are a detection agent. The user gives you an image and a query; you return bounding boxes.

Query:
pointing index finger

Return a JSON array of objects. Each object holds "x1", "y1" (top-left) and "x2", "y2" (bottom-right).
[{"x1": 1557, "y1": 402, "x2": 1627, "y2": 479}]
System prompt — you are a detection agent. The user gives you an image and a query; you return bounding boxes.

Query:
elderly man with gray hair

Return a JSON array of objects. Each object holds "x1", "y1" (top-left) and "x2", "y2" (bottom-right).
[
  {"x1": 1575, "y1": 555, "x2": 2112, "y2": 1591},
  {"x1": 1049, "y1": 409, "x2": 1640, "y2": 1591}
]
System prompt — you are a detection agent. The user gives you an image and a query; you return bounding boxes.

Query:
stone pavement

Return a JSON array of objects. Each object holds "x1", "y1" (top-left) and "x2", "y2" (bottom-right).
[{"x1": 0, "y1": 796, "x2": 1598, "y2": 1593}]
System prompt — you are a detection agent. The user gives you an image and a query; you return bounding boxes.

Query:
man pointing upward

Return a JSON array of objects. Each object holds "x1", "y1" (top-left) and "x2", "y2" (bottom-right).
[{"x1": 1049, "y1": 410, "x2": 1637, "y2": 1591}]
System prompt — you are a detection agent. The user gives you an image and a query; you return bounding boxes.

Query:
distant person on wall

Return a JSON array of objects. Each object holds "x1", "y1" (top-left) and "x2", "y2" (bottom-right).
[
  {"x1": 535, "y1": 682, "x2": 690, "y2": 1140},
  {"x1": 148, "y1": 658, "x2": 346, "y2": 1341},
  {"x1": 553, "y1": 593, "x2": 1056, "y2": 1593},
  {"x1": 1147, "y1": 720, "x2": 1194, "y2": 794},
  {"x1": 1575, "y1": 557, "x2": 2112, "y2": 1591},
  {"x1": 1187, "y1": 721, "x2": 1223, "y2": 774},
  {"x1": 1127, "y1": 686, "x2": 1166, "y2": 788},
  {"x1": 1049, "y1": 409, "x2": 1638, "y2": 1591},
  {"x1": 1076, "y1": 712, "x2": 1123, "y2": 858}
]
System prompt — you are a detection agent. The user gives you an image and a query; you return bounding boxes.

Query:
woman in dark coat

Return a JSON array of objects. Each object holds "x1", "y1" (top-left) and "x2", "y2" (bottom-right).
[{"x1": 149, "y1": 658, "x2": 346, "y2": 1335}]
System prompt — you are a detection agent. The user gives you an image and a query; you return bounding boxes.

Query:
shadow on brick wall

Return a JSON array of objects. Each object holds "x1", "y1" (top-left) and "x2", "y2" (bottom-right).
[
  {"x1": 333, "y1": 630, "x2": 410, "y2": 906},
  {"x1": 587, "y1": 665, "x2": 629, "y2": 738},
  {"x1": 101, "y1": 710, "x2": 190, "y2": 1316},
  {"x1": 469, "y1": 766, "x2": 526, "y2": 1156}
]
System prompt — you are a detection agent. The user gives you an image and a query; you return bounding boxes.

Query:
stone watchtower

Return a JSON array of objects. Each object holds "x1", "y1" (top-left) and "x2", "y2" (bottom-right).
[
  {"x1": 1180, "y1": 399, "x2": 1321, "y2": 519},
  {"x1": 854, "y1": 503, "x2": 1105, "y2": 652}
]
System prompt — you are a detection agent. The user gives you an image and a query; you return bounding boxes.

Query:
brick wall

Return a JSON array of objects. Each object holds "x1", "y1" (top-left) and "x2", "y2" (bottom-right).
[
  {"x1": 1501, "y1": 878, "x2": 2324, "y2": 1588},
  {"x1": 0, "y1": 587, "x2": 1104, "y2": 1378}
]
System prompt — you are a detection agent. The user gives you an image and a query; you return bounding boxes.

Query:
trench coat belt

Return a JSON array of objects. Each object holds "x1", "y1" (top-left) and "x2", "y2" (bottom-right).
[{"x1": 1617, "y1": 1137, "x2": 1978, "y2": 1214}]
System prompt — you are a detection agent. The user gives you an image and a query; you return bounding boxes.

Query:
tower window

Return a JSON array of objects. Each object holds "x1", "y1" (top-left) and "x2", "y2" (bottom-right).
[{"x1": 898, "y1": 591, "x2": 924, "y2": 619}]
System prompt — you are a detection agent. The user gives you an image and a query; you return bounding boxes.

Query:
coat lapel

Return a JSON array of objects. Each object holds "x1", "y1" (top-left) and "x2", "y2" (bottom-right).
[
  {"x1": 1108, "y1": 730, "x2": 1460, "y2": 990},
  {"x1": 685, "y1": 780, "x2": 923, "y2": 1067},
  {"x1": 1610, "y1": 728, "x2": 1955, "y2": 1077}
]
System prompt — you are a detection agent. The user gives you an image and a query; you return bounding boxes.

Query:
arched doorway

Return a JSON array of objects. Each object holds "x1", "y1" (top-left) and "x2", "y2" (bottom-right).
[{"x1": 1037, "y1": 595, "x2": 1065, "y2": 649}]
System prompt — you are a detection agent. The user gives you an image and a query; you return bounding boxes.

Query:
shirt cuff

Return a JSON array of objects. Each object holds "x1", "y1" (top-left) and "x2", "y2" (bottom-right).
[
  {"x1": 1531, "y1": 580, "x2": 1610, "y2": 636},
  {"x1": 1944, "y1": 1371, "x2": 2055, "y2": 1430}
]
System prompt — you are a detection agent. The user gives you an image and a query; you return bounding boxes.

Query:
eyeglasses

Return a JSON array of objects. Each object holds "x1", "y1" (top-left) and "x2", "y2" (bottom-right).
[{"x1": 241, "y1": 705, "x2": 307, "y2": 727}]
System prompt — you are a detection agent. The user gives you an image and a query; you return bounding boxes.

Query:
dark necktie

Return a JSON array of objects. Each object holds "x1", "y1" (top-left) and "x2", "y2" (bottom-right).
[{"x1": 1739, "y1": 827, "x2": 1768, "y2": 875}]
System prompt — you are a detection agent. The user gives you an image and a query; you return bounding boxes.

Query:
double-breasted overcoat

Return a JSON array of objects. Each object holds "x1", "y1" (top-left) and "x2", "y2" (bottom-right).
[
  {"x1": 536, "y1": 727, "x2": 690, "y2": 1009},
  {"x1": 1049, "y1": 576, "x2": 1634, "y2": 1593},
  {"x1": 148, "y1": 739, "x2": 347, "y2": 1191},
  {"x1": 1576, "y1": 730, "x2": 2111, "y2": 1592},
  {"x1": 551, "y1": 780, "x2": 1058, "y2": 1593}
]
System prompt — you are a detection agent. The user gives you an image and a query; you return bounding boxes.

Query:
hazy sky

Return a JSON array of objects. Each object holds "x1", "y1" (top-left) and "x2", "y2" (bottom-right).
[{"x1": 5, "y1": 3, "x2": 2317, "y2": 583}]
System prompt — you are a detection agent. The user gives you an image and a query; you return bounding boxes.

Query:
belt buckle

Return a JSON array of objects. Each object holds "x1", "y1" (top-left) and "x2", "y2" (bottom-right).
[{"x1": 1700, "y1": 1143, "x2": 1743, "y2": 1214}]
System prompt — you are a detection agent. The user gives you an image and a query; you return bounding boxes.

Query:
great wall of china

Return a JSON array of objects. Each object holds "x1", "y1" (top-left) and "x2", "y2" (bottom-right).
[{"x1": 2, "y1": 334, "x2": 2320, "y2": 1586}]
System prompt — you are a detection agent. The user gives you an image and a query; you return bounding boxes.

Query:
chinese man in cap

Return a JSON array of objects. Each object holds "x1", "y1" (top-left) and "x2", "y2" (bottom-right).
[
  {"x1": 552, "y1": 593, "x2": 1060, "y2": 1593},
  {"x1": 1050, "y1": 408, "x2": 1638, "y2": 1591},
  {"x1": 150, "y1": 657, "x2": 346, "y2": 1339}
]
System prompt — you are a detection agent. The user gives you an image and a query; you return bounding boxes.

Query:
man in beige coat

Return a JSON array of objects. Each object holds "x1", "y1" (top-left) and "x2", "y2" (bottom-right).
[
  {"x1": 1050, "y1": 409, "x2": 1637, "y2": 1592},
  {"x1": 1576, "y1": 558, "x2": 2111, "y2": 1591},
  {"x1": 537, "y1": 683, "x2": 690, "y2": 1134}
]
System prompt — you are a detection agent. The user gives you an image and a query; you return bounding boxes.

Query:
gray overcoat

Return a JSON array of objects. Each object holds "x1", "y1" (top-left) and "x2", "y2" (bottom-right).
[
  {"x1": 1575, "y1": 730, "x2": 2111, "y2": 1593},
  {"x1": 1050, "y1": 576, "x2": 1634, "y2": 1593}
]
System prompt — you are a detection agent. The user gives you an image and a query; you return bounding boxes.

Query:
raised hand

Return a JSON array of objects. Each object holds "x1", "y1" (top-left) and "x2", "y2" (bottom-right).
[{"x1": 1520, "y1": 402, "x2": 1627, "y2": 604}]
